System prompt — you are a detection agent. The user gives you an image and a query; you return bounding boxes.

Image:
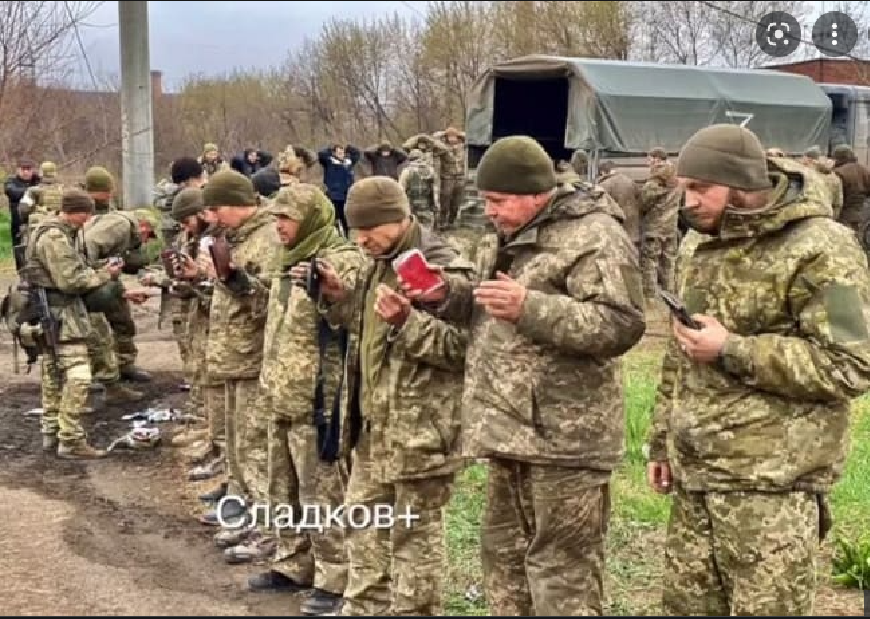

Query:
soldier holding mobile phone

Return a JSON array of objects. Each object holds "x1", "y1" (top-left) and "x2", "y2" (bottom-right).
[{"x1": 647, "y1": 124, "x2": 870, "y2": 616}]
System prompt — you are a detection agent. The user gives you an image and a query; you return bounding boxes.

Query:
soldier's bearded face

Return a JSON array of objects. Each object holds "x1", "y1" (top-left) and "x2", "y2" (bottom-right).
[
  {"x1": 678, "y1": 179, "x2": 729, "y2": 233},
  {"x1": 482, "y1": 191, "x2": 546, "y2": 236}
]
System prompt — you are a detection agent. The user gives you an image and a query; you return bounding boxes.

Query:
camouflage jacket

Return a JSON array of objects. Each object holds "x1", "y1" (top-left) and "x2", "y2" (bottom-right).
[
  {"x1": 19, "y1": 179, "x2": 64, "y2": 222},
  {"x1": 834, "y1": 161, "x2": 870, "y2": 231},
  {"x1": 647, "y1": 159, "x2": 870, "y2": 493},
  {"x1": 321, "y1": 220, "x2": 473, "y2": 481},
  {"x1": 438, "y1": 184, "x2": 646, "y2": 469},
  {"x1": 81, "y1": 211, "x2": 140, "y2": 266},
  {"x1": 23, "y1": 217, "x2": 112, "y2": 343},
  {"x1": 433, "y1": 130, "x2": 466, "y2": 177},
  {"x1": 818, "y1": 166, "x2": 844, "y2": 220},
  {"x1": 640, "y1": 162, "x2": 681, "y2": 239},
  {"x1": 599, "y1": 170, "x2": 642, "y2": 246},
  {"x1": 206, "y1": 209, "x2": 282, "y2": 381},
  {"x1": 260, "y1": 242, "x2": 365, "y2": 424},
  {"x1": 398, "y1": 160, "x2": 437, "y2": 223}
]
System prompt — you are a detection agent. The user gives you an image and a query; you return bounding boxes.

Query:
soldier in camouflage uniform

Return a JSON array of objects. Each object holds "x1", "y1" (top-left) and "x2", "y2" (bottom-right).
[
  {"x1": 23, "y1": 189, "x2": 126, "y2": 459},
  {"x1": 415, "y1": 136, "x2": 645, "y2": 616},
  {"x1": 801, "y1": 146, "x2": 843, "y2": 219},
  {"x1": 199, "y1": 143, "x2": 228, "y2": 181},
  {"x1": 80, "y1": 207, "x2": 150, "y2": 403},
  {"x1": 646, "y1": 124, "x2": 870, "y2": 616},
  {"x1": 18, "y1": 161, "x2": 64, "y2": 249},
  {"x1": 245, "y1": 183, "x2": 364, "y2": 617},
  {"x1": 155, "y1": 158, "x2": 207, "y2": 389},
  {"x1": 640, "y1": 153, "x2": 681, "y2": 298},
  {"x1": 179, "y1": 170, "x2": 283, "y2": 528},
  {"x1": 310, "y1": 176, "x2": 471, "y2": 616},
  {"x1": 398, "y1": 149, "x2": 437, "y2": 228},
  {"x1": 598, "y1": 160, "x2": 642, "y2": 253},
  {"x1": 434, "y1": 127, "x2": 466, "y2": 229},
  {"x1": 403, "y1": 133, "x2": 452, "y2": 228},
  {"x1": 84, "y1": 166, "x2": 150, "y2": 382},
  {"x1": 831, "y1": 144, "x2": 870, "y2": 236}
]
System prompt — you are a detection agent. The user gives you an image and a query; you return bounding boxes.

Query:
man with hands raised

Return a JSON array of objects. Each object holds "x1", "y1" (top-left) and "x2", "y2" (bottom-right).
[{"x1": 400, "y1": 135, "x2": 646, "y2": 616}]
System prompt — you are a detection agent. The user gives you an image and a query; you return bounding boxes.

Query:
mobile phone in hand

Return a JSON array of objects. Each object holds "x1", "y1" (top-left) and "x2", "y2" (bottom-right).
[
  {"x1": 659, "y1": 290, "x2": 702, "y2": 330},
  {"x1": 392, "y1": 249, "x2": 444, "y2": 294}
]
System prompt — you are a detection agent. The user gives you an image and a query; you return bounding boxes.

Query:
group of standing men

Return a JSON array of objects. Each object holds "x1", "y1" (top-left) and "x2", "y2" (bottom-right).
[{"x1": 8, "y1": 118, "x2": 870, "y2": 617}]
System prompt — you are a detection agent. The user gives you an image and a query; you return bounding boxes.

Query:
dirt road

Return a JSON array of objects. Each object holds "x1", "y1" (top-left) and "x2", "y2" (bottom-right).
[{"x1": 0, "y1": 289, "x2": 302, "y2": 615}]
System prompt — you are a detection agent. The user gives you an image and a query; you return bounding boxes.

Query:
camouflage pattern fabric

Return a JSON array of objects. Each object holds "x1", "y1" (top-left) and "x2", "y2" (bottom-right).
[
  {"x1": 437, "y1": 184, "x2": 645, "y2": 468},
  {"x1": 87, "y1": 312, "x2": 119, "y2": 383},
  {"x1": 19, "y1": 180, "x2": 65, "y2": 247},
  {"x1": 813, "y1": 161, "x2": 844, "y2": 220},
  {"x1": 40, "y1": 343, "x2": 92, "y2": 444},
  {"x1": 223, "y1": 378, "x2": 261, "y2": 499},
  {"x1": 321, "y1": 222, "x2": 471, "y2": 482},
  {"x1": 833, "y1": 160, "x2": 870, "y2": 233},
  {"x1": 482, "y1": 459, "x2": 610, "y2": 615},
  {"x1": 646, "y1": 158, "x2": 870, "y2": 494},
  {"x1": 205, "y1": 209, "x2": 282, "y2": 383},
  {"x1": 398, "y1": 160, "x2": 437, "y2": 228},
  {"x1": 640, "y1": 161, "x2": 681, "y2": 297},
  {"x1": 439, "y1": 177, "x2": 464, "y2": 229},
  {"x1": 339, "y1": 430, "x2": 453, "y2": 616},
  {"x1": 598, "y1": 169, "x2": 642, "y2": 247},
  {"x1": 662, "y1": 486, "x2": 819, "y2": 616},
  {"x1": 24, "y1": 218, "x2": 110, "y2": 447},
  {"x1": 268, "y1": 413, "x2": 348, "y2": 595}
]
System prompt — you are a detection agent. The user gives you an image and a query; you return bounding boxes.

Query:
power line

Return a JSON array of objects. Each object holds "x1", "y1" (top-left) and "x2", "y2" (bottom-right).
[
  {"x1": 62, "y1": 0, "x2": 102, "y2": 91},
  {"x1": 697, "y1": 0, "x2": 866, "y2": 62}
]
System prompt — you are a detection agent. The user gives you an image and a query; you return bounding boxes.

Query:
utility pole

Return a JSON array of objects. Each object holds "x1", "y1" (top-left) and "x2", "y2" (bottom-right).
[{"x1": 118, "y1": 1, "x2": 154, "y2": 210}]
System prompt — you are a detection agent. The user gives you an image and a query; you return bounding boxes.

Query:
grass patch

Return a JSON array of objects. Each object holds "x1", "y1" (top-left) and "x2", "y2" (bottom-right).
[
  {"x1": 0, "y1": 206, "x2": 11, "y2": 266},
  {"x1": 444, "y1": 343, "x2": 870, "y2": 615}
]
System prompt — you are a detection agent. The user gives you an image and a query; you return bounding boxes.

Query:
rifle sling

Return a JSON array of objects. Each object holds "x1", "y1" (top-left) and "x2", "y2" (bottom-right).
[{"x1": 312, "y1": 316, "x2": 349, "y2": 464}]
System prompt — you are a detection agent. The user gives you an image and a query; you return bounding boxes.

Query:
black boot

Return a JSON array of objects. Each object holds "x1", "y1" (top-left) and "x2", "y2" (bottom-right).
[
  {"x1": 301, "y1": 589, "x2": 343, "y2": 615},
  {"x1": 247, "y1": 571, "x2": 310, "y2": 593},
  {"x1": 120, "y1": 366, "x2": 152, "y2": 383}
]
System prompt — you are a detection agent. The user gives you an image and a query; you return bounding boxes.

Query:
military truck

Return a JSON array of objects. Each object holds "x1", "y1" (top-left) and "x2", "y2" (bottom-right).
[
  {"x1": 455, "y1": 54, "x2": 834, "y2": 227},
  {"x1": 820, "y1": 83, "x2": 870, "y2": 165}
]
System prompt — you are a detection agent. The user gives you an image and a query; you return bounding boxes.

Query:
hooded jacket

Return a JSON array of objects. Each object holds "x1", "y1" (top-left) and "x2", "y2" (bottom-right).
[{"x1": 647, "y1": 157, "x2": 870, "y2": 493}]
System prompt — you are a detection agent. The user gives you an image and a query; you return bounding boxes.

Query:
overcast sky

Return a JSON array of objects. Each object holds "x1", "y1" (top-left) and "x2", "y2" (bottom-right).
[{"x1": 73, "y1": 1, "x2": 429, "y2": 90}]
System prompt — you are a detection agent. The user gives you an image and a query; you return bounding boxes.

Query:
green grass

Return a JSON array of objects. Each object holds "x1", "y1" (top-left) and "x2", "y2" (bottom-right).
[
  {"x1": 0, "y1": 206, "x2": 11, "y2": 265},
  {"x1": 443, "y1": 344, "x2": 870, "y2": 615}
]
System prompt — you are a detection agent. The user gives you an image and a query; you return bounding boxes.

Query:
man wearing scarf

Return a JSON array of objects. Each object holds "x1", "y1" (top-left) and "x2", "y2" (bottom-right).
[
  {"x1": 307, "y1": 176, "x2": 472, "y2": 616},
  {"x1": 244, "y1": 182, "x2": 364, "y2": 617}
]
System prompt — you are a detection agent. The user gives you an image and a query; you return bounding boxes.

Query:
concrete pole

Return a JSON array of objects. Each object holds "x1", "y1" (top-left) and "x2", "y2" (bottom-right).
[{"x1": 118, "y1": 1, "x2": 154, "y2": 209}]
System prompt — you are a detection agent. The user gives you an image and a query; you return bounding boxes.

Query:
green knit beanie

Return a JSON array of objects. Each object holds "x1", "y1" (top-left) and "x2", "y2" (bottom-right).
[
  {"x1": 85, "y1": 166, "x2": 114, "y2": 193},
  {"x1": 676, "y1": 124, "x2": 771, "y2": 191},
  {"x1": 345, "y1": 176, "x2": 410, "y2": 229},
  {"x1": 172, "y1": 187, "x2": 204, "y2": 220},
  {"x1": 475, "y1": 136, "x2": 557, "y2": 195},
  {"x1": 202, "y1": 169, "x2": 256, "y2": 208}
]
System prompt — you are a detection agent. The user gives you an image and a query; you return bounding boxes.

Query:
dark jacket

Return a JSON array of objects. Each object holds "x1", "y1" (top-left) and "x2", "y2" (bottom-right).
[
  {"x1": 363, "y1": 146, "x2": 407, "y2": 180},
  {"x1": 230, "y1": 149, "x2": 273, "y2": 177},
  {"x1": 318, "y1": 146, "x2": 361, "y2": 202},
  {"x1": 5, "y1": 174, "x2": 41, "y2": 241}
]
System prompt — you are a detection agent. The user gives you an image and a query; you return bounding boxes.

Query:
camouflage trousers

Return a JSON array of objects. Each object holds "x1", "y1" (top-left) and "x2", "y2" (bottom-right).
[
  {"x1": 340, "y1": 430, "x2": 453, "y2": 616},
  {"x1": 481, "y1": 459, "x2": 611, "y2": 616},
  {"x1": 409, "y1": 197, "x2": 437, "y2": 229},
  {"x1": 662, "y1": 486, "x2": 821, "y2": 616},
  {"x1": 86, "y1": 313, "x2": 119, "y2": 383},
  {"x1": 640, "y1": 233, "x2": 678, "y2": 297},
  {"x1": 188, "y1": 312, "x2": 224, "y2": 448},
  {"x1": 440, "y1": 176, "x2": 464, "y2": 228},
  {"x1": 267, "y1": 410, "x2": 348, "y2": 595},
  {"x1": 103, "y1": 296, "x2": 137, "y2": 371},
  {"x1": 40, "y1": 342, "x2": 91, "y2": 445},
  {"x1": 221, "y1": 379, "x2": 267, "y2": 501}
]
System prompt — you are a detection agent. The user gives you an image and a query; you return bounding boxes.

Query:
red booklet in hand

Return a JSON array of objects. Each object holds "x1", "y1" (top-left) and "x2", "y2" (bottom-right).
[{"x1": 392, "y1": 249, "x2": 444, "y2": 294}]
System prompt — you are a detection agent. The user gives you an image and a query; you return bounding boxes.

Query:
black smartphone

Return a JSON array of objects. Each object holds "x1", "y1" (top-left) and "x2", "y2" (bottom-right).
[{"x1": 659, "y1": 290, "x2": 702, "y2": 330}]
